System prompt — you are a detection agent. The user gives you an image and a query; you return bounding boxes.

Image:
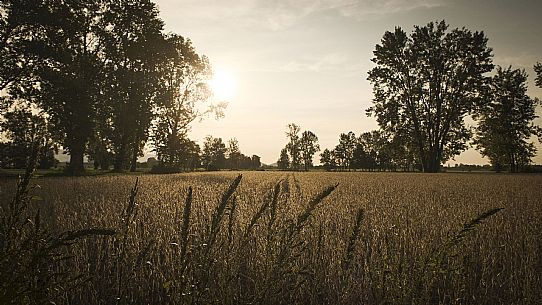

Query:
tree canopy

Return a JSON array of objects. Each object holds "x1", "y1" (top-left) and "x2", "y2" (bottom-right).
[
  {"x1": 474, "y1": 66, "x2": 541, "y2": 172},
  {"x1": 367, "y1": 20, "x2": 494, "y2": 172}
]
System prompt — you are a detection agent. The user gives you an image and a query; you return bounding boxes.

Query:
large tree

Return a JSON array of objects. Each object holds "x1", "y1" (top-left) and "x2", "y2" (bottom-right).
[
  {"x1": 37, "y1": 1, "x2": 108, "y2": 175},
  {"x1": 101, "y1": 0, "x2": 166, "y2": 172},
  {"x1": 152, "y1": 34, "x2": 223, "y2": 169},
  {"x1": 474, "y1": 66, "x2": 541, "y2": 172},
  {"x1": 367, "y1": 20, "x2": 493, "y2": 172}
]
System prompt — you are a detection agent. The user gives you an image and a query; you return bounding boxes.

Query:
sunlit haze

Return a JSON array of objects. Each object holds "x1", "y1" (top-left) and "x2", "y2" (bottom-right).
[
  {"x1": 210, "y1": 68, "x2": 237, "y2": 102},
  {"x1": 153, "y1": 0, "x2": 542, "y2": 165}
]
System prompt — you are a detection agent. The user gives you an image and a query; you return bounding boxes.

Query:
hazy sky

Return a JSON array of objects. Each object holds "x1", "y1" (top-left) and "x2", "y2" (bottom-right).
[{"x1": 153, "y1": 0, "x2": 542, "y2": 165}]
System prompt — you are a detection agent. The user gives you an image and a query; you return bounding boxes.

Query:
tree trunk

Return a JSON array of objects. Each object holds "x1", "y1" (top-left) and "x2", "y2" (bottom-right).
[
  {"x1": 67, "y1": 144, "x2": 85, "y2": 175},
  {"x1": 423, "y1": 148, "x2": 441, "y2": 173},
  {"x1": 114, "y1": 138, "x2": 128, "y2": 172},
  {"x1": 129, "y1": 136, "x2": 138, "y2": 172}
]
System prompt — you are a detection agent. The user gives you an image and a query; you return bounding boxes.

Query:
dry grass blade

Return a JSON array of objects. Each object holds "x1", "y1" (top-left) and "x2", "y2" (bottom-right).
[
  {"x1": 245, "y1": 179, "x2": 282, "y2": 239},
  {"x1": 343, "y1": 208, "x2": 364, "y2": 271},
  {"x1": 208, "y1": 175, "x2": 242, "y2": 248},
  {"x1": 446, "y1": 207, "x2": 504, "y2": 252},
  {"x1": 295, "y1": 183, "x2": 339, "y2": 230},
  {"x1": 179, "y1": 186, "x2": 193, "y2": 266},
  {"x1": 53, "y1": 228, "x2": 117, "y2": 248}
]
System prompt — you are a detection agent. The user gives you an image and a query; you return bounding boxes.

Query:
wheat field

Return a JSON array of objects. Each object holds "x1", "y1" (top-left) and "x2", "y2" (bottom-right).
[{"x1": 1, "y1": 171, "x2": 541, "y2": 305}]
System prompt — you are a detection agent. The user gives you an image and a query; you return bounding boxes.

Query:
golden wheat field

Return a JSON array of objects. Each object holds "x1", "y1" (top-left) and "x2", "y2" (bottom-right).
[{"x1": 1, "y1": 171, "x2": 542, "y2": 305}]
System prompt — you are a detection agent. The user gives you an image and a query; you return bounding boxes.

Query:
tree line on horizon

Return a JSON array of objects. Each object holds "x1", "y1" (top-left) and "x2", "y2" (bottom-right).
[
  {"x1": 154, "y1": 135, "x2": 261, "y2": 172},
  {"x1": 278, "y1": 21, "x2": 542, "y2": 173}
]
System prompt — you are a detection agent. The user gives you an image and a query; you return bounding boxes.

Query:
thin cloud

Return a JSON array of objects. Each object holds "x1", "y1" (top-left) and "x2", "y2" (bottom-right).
[{"x1": 157, "y1": 0, "x2": 448, "y2": 31}]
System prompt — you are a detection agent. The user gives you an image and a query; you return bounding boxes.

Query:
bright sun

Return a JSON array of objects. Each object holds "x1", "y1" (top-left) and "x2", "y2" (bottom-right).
[{"x1": 210, "y1": 69, "x2": 236, "y2": 101}]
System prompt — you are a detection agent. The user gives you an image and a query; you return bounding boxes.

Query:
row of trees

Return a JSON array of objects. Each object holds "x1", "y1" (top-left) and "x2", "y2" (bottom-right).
[
  {"x1": 279, "y1": 40, "x2": 541, "y2": 173},
  {"x1": 151, "y1": 136, "x2": 260, "y2": 172},
  {"x1": 320, "y1": 130, "x2": 416, "y2": 172},
  {"x1": 201, "y1": 136, "x2": 261, "y2": 171},
  {"x1": 366, "y1": 20, "x2": 542, "y2": 172},
  {"x1": 277, "y1": 124, "x2": 320, "y2": 170},
  {"x1": 1, "y1": 0, "x2": 223, "y2": 174},
  {"x1": 319, "y1": 61, "x2": 542, "y2": 173}
]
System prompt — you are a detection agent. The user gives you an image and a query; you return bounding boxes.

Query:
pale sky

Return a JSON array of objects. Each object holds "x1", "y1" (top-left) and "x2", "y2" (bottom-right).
[{"x1": 153, "y1": 0, "x2": 542, "y2": 165}]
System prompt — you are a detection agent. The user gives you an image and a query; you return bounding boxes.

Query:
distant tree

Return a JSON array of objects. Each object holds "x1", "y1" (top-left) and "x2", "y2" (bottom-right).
[
  {"x1": 535, "y1": 62, "x2": 542, "y2": 88},
  {"x1": 152, "y1": 34, "x2": 224, "y2": 170},
  {"x1": 300, "y1": 130, "x2": 320, "y2": 171},
  {"x1": 285, "y1": 123, "x2": 302, "y2": 170},
  {"x1": 277, "y1": 147, "x2": 290, "y2": 170},
  {"x1": 226, "y1": 138, "x2": 242, "y2": 169},
  {"x1": 474, "y1": 66, "x2": 541, "y2": 172},
  {"x1": 334, "y1": 132, "x2": 356, "y2": 170},
  {"x1": 351, "y1": 143, "x2": 373, "y2": 171},
  {"x1": 201, "y1": 135, "x2": 226, "y2": 171},
  {"x1": 367, "y1": 20, "x2": 493, "y2": 172},
  {"x1": 320, "y1": 148, "x2": 336, "y2": 171}
]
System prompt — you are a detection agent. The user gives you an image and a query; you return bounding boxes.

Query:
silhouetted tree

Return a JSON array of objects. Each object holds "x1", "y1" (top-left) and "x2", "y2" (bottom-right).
[
  {"x1": 334, "y1": 132, "x2": 356, "y2": 170},
  {"x1": 226, "y1": 138, "x2": 242, "y2": 169},
  {"x1": 101, "y1": 0, "x2": 166, "y2": 172},
  {"x1": 202, "y1": 135, "x2": 226, "y2": 171},
  {"x1": 152, "y1": 34, "x2": 224, "y2": 170},
  {"x1": 277, "y1": 147, "x2": 289, "y2": 170},
  {"x1": 320, "y1": 148, "x2": 336, "y2": 171},
  {"x1": 474, "y1": 66, "x2": 541, "y2": 172},
  {"x1": 251, "y1": 155, "x2": 261, "y2": 169},
  {"x1": 0, "y1": 0, "x2": 51, "y2": 111},
  {"x1": 300, "y1": 130, "x2": 320, "y2": 171},
  {"x1": 285, "y1": 123, "x2": 302, "y2": 170},
  {"x1": 37, "y1": 1, "x2": 107, "y2": 175},
  {"x1": 351, "y1": 142, "x2": 373, "y2": 171},
  {"x1": 367, "y1": 20, "x2": 493, "y2": 172}
]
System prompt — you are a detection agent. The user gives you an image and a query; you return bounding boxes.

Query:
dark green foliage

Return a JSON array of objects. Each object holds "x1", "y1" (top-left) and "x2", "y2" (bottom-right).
[
  {"x1": 367, "y1": 20, "x2": 493, "y2": 172},
  {"x1": 535, "y1": 62, "x2": 542, "y2": 88},
  {"x1": 474, "y1": 66, "x2": 541, "y2": 172}
]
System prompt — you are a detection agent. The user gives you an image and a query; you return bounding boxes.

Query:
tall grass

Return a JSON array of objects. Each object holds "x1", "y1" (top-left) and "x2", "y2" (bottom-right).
[{"x1": 1, "y1": 171, "x2": 540, "y2": 304}]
